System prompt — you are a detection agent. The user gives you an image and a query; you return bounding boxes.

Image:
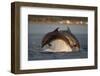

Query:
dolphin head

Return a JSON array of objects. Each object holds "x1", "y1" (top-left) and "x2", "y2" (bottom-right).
[
  {"x1": 71, "y1": 42, "x2": 80, "y2": 51},
  {"x1": 41, "y1": 35, "x2": 51, "y2": 48}
]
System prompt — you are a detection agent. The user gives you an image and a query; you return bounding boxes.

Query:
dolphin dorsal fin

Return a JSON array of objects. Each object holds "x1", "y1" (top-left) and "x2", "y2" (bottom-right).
[
  {"x1": 67, "y1": 26, "x2": 71, "y2": 33},
  {"x1": 54, "y1": 27, "x2": 59, "y2": 32}
]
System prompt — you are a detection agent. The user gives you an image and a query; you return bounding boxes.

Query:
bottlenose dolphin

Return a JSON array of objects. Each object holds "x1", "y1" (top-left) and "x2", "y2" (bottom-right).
[
  {"x1": 41, "y1": 27, "x2": 70, "y2": 48},
  {"x1": 41, "y1": 27, "x2": 80, "y2": 52},
  {"x1": 60, "y1": 27, "x2": 80, "y2": 51}
]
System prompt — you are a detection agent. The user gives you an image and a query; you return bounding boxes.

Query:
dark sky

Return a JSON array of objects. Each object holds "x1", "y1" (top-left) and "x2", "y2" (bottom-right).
[{"x1": 28, "y1": 15, "x2": 88, "y2": 34}]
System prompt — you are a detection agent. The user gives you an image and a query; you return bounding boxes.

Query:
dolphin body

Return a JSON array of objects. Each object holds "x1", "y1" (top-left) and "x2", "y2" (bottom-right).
[{"x1": 41, "y1": 27, "x2": 80, "y2": 52}]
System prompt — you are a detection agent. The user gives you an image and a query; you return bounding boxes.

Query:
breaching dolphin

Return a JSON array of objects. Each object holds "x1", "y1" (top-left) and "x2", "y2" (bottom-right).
[{"x1": 41, "y1": 27, "x2": 80, "y2": 52}]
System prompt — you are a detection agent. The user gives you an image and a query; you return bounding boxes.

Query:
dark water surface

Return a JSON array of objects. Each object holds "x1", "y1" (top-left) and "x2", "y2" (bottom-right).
[{"x1": 28, "y1": 34, "x2": 88, "y2": 61}]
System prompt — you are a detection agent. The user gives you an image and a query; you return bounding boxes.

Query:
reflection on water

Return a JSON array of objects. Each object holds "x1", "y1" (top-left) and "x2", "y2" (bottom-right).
[{"x1": 28, "y1": 33, "x2": 88, "y2": 61}]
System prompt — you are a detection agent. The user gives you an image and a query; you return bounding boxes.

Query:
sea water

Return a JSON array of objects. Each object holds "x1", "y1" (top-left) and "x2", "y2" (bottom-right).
[
  {"x1": 28, "y1": 33, "x2": 88, "y2": 60},
  {"x1": 28, "y1": 23, "x2": 88, "y2": 60}
]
